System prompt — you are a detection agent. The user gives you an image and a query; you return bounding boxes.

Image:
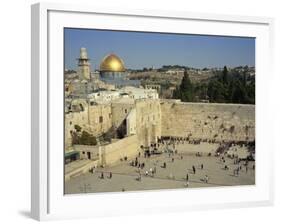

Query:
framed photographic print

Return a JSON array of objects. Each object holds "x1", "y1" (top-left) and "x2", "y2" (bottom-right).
[{"x1": 31, "y1": 2, "x2": 274, "y2": 221}]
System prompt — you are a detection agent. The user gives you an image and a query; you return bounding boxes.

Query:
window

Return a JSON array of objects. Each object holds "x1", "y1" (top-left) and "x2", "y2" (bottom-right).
[{"x1": 99, "y1": 116, "x2": 103, "y2": 123}]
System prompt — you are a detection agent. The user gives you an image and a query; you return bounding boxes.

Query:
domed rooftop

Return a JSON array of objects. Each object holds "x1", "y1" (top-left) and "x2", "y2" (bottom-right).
[{"x1": 100, "y1": 54, "x2": 126, "y2": 72}]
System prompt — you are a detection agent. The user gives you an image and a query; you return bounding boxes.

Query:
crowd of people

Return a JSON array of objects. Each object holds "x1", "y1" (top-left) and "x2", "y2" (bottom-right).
[{"x1": 91, "y1": 137, "x2": 255, "y2": 190}]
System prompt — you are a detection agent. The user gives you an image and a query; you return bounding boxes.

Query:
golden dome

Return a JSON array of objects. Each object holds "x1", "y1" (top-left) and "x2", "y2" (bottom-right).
[{"x1": 100, "y1": 54, "x2": 126, "y2": 72}]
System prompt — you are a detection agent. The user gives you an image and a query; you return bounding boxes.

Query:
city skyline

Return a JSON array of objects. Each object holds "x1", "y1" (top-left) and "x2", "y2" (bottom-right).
[{"x1": 64, "y1": 28, "x2": 255, "y2": 70}]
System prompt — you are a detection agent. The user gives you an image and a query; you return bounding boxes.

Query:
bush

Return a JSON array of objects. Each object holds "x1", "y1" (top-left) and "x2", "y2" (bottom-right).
[
  {"x1": 74, "y1": 124, "x2": 82, "y2": 132},
  {"x1": 78, "y1": 131, "x2": 97, "y2": 145}
]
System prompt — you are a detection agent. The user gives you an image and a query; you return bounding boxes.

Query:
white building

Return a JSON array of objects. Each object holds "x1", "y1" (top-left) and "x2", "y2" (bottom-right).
[
  {"x1": 120, "y1": 86, "x2": 159, "y2": 100},
  {"x1": 87, "y1": 91, "x2": 121, "y2": 102}
]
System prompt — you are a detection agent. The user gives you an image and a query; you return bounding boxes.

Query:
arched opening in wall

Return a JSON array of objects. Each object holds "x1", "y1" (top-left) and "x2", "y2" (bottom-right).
[
  {"x1": 117, "y1": 119, "x2": 127, "y2": 139},
  {"x1": 87, "y1": 152, "x2": 91, "y2": 159}
]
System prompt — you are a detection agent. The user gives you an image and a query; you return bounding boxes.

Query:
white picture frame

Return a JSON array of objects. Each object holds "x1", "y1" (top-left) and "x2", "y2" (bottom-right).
[{"x1": 31, "y1": 2, "x2": 274, "y2": 221}]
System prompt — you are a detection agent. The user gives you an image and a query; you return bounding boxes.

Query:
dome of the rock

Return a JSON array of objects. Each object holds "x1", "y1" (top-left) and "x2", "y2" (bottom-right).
[{"x1": 100, "y1": 54, "x2": 126, "y2": 72}]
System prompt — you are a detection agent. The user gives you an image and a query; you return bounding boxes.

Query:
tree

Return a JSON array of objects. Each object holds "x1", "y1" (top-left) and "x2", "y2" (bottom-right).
[
  {"x1": 174, "y1": 70, "x2": 194, "y2": 102},
  {"x1": 231, "y1": 80, "x2": 247, "y2": 103},
  {"x1": 222, "y1": 66, "x2": 228, "y2": 84},
  {"x1": 207, "y1": 80, "x2": 226, "y2": 103}
]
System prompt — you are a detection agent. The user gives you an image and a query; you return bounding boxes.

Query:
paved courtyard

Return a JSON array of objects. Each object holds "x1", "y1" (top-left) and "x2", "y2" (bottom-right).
[{"x1": 65, "y1": 143, "x2": 255, "y2": 194}]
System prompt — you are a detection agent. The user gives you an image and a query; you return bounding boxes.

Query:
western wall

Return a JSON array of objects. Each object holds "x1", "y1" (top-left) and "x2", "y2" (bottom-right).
[{"x1": 160, "y1": 100, "x2": 255, "y2": 142}]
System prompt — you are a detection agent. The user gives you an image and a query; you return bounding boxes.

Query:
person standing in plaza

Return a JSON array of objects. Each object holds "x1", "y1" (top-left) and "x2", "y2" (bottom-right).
[{"x1": 192, "y1": 165, "x2": 196, "y2": 174}]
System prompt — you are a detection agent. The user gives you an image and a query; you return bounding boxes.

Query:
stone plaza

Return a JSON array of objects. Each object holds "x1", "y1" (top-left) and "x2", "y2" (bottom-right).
[{"x1": 65, "y1": 142, "x2": 255, "y2": 194}]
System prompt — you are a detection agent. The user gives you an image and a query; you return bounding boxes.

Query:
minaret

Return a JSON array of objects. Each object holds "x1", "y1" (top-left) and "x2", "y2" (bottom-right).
[{"x1": 77, "y1": 48, "x2": 91, "y2": 80}]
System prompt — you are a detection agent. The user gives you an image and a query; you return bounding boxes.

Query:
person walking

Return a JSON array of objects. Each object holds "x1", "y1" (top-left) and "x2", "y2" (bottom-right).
[
  {"x1": 186, "y1": 173, "x2": 189, "y2": 181},
  {"x1": 192, "y1": 165, "x2": 196, "y2": 174},
  {"x1": 201, "y1": 164, "x2": 204, "y2": 170}
]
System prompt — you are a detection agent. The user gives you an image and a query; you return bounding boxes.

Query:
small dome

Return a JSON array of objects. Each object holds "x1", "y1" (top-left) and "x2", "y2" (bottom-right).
[{"x1": 100, "y1": 54, "x2": 126, "y2": 72}]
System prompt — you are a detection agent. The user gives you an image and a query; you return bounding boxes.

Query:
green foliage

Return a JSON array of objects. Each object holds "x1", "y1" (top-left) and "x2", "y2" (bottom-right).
[
  {"x1": 173, "y1": 66, "x2": 255, "y2": 104},
  {"x1": 100, "y1": 127, "x2": 116, "y2": 143},
  {"x1": 173, "y1": 70, "x2": 194, "y2": 102},
  {"x1": 207, "y1": 80, "x2": 227, "y2": 103},
  {"x1": 79, "y1": 131, "x2": 97, "y2": 145},
  {"x1": 74, "y1": 124, "x2": 82, "y2": 132},
  {"x1": 71, "y1": 129, "x2": 97, "y2": 145},
  {"x1": 222, "y1": 66, "x2": 228, "y2": 84}
]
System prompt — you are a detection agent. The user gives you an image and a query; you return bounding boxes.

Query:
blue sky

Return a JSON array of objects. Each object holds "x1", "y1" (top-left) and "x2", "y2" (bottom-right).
[{"x1": 64, "y1": 28, "x2": 255, "y2": 70}]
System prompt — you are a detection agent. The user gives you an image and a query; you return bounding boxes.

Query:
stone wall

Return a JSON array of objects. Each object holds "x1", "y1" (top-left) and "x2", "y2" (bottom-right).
[
  {"x1": 135, "y1": 99, "x2": 162, "y2": 147},
  {"x1": 111, "y1": 99, "x2": 135, "y2": 128},
  {"x1": 73, "y1": 144, "x2": 100, "y2": 160},
  {"x1": 65, "y1": 110, "x2": 89, "y2": 150},
  {"x1": 160, "y1": 100, "x2": 255, "y2": 142},
  {"x1": 100, "y1": 135, "x2": 139, "y2": 166},
  {"x1": 126, "y1": 108, "x2": 137, "y2": 135},
  {"x1": 88, "y1": 103, "x2": 112, "y2": 135}
]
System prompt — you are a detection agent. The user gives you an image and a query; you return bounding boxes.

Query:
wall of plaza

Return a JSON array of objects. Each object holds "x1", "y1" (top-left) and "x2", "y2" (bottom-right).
[
  {"x1": 111, "y1": 99, "x2": 134, "y2": 128},
  {"x1": 65, "y1": 101, "x2": 112, "y2": 151},
  {"x1": 88, "y1": 103, "x2": 112, "y2": 135},
  {"x1": 160, "y1": 100, "x2": 255, "y2": 142},
  {"x1": 65, "y1": 110, "x2": 89, "y2": 150},
  {"x1": 100, "y1": 135, "x2": 139, "y2": 166},
  {"x1": 135, "y1": 99, "x2": 162, "y2": 147}
]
